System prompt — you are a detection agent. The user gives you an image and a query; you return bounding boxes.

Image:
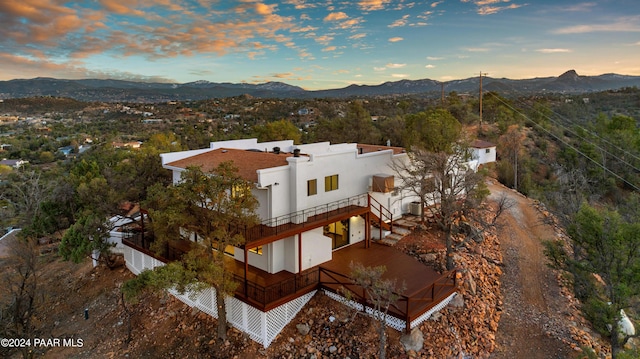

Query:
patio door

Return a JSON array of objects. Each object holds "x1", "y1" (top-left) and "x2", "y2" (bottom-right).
[{"x1": 324, "y1": 219, "x2": 350, "y2": 250}]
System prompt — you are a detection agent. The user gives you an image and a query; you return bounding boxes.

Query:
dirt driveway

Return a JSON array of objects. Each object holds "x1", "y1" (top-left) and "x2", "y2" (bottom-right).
[{"x1": 487, "y1": 180, "x2": 578, "y2": 359}]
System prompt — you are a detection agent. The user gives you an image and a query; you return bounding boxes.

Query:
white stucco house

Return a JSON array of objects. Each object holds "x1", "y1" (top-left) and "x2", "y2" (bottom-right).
[
  {"x1": 121, "y1": 138, "x2": 493, "y2": 347},
  {"x1": 470, "y1": 139, "x2": 497, "y2": 168}
]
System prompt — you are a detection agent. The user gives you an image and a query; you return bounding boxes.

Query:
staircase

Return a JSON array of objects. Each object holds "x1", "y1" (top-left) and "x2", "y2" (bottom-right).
[
  {"x1": 378, "y1": 217, "x2": 418, "y2": 246},
  {"x1": 368, "y1": 195, "x2": 420, "y2": 246}
]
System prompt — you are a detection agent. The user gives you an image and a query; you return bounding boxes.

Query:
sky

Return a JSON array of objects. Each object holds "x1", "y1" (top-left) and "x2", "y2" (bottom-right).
[{"x1": 1, "y1": 0, "x2": 639, "y2": 90}]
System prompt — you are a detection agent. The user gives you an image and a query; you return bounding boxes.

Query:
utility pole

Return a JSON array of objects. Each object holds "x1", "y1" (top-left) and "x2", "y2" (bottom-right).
[{"x1": 479, "y1": 71, "x2": 488, "y2": 134}]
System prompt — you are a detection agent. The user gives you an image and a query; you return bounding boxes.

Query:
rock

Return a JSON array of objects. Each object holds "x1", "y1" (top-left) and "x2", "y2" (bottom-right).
[
  {"x1": 297, "y1": 323, "x2": 311, "y2": 336},
  {"x1": 449, "y1": 294, "x2": 465, "y2": 308},
  {"x1": 400, "y1": 327, "x2": 425, "y2": 352},
  {"x1": 464, "y1": 274, "x2": 477, "y2": 296},
  {"x1": 429, "y1": 311, "x2": 442, "y2": 321},
  {"x1": 420, "y1": 253, "x2": 438, "y2": 263},
  {"x1": 329, "y1": 345, "x2": 337, "y2": 353}
]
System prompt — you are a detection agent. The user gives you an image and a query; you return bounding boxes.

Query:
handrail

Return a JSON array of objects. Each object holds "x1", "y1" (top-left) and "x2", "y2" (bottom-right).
[
  {"x1": 231, "y1": 268, "x2": 320, "y2": 306},
  {"x1": 368, "y1": 195, "x2": 394, "y2": 237},
  {"x1": 233, "y1": 193, "x2": 370, "y2": 243}
]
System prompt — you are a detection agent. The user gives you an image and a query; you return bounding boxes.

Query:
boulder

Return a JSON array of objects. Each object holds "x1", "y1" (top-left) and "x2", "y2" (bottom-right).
[
  {"x1": 296, "y1": 323, "x2": 310, "y2": 336},
  {"x1": 400, "y1": 327, "x2": 424, "y2": 352}
]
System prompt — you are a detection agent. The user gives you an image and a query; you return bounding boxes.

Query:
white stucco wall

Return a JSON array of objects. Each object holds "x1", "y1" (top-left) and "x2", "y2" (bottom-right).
[{"x1": 472, "y1": 146, "x2": 496, "y2": 166}]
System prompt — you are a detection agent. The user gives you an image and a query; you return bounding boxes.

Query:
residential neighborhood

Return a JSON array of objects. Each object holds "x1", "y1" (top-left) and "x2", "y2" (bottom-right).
[{"x1": 0, "y1": 89, "x2": 639, "y2": 358}]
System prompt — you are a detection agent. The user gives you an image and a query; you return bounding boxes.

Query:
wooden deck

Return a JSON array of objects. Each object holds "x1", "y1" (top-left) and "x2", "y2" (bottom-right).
[
  {"x1": 124, "y1": 236, "x2": 456, "y2": 330},
  {"x1": 319, "y1": 242, "x2": 458, "y2": 331}
]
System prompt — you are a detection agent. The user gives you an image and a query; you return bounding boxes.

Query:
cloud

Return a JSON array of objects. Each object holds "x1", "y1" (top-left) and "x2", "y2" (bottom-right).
[
  {"x1": 389, "y1": 15, "x2": 410, "y2": 28},
  {"x1": 388, "y1": 37, "x2": 404, "y2": 42},
  {"x1": 465, "y1": 47, "x2": 489, "y2": 52},
  {"x1": 427, "y1": 56, "x2": 444, "y2": 60},
  {"x1": 358, "y1": 0, "x2": 392, "y2": 11},
  {"x1": 349, "y1": 33, "x2": 367, "y2": 39},
  {"x1": 461, "y1": 0, "x2": 527, "y2": 15},
  {"x1": 324, "y1": 12, "x2": 349, "y2": 21},
  {"x1": 536, "y1": 48, "x2": 572, "y2": 53},
  {"x1": 322, "y1": 46, "x2": 337, "y2": 52},
  {"x1": 556, "y1": 2, "x2": 597, "y2": 12},
  {"x1": 425, "y1": 64, "x2": 435, "y2": 68},
  {"x1": 431, "y1": 1, "x2": 444, "y2": 7},
  {"x1": 0, "y1": 53, "x2": 173, "y2": 82},
  {"x1": 386, "y1": 63, "x2": 406, "y2": 68},
  {"x1": 391, "y1": 73, "x2": 408, "y2": 78},
  {"x1": 283, "y1": 0, "x2": 317, "y2": 10},
  {"x1": 553, "y1": 16, "x2": 640, "y2": 34},
  {"x1": 314, "y1": 35, "x2": 334, "y2": 45},
  {"x1": 374, "y1": 66, "x2": 386, "y2": 71},
  {"x1": 272, "y1": 72, "x2": 294, "y2": 78}
]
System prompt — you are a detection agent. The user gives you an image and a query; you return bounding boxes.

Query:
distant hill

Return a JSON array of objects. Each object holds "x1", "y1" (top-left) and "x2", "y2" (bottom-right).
[{"x1": 0, "y1": 70, "x2": 639, "y2": 102}]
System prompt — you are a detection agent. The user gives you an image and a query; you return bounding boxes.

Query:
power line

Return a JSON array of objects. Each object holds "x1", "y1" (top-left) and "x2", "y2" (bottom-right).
[
  {"x1": 487, "y1": 93, "x2": 640, "y2": 191},
  {"x1": 510, "y1": 96, "x2": 640, "y2": 172}
]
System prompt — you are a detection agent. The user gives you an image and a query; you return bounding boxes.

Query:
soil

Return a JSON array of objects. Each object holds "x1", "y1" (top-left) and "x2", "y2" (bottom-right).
[
  {"x1": 486, "y1": 180, "x2": 589, "y2": 358},
  {"x1": 0, "y1": 180, "x2": 603, "y2": 358}
]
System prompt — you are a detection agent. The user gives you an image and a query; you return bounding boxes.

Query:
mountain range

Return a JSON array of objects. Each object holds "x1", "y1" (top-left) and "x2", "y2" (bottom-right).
[{"x1": 0, "y1": 70, "x2": 639, "y2": 102}]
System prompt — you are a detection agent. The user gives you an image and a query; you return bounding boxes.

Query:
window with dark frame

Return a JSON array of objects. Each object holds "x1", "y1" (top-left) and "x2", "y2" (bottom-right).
[
  {"x1": 307, "y1": 179, "x2": 317, "y2": 196},
  {"x1": 324, "y1": 174, "x2": 338, "y2": 191}
]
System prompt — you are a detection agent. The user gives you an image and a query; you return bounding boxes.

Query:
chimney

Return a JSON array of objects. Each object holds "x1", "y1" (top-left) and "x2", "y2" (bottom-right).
[
  {"x1": 293, "y1": 148, "x2": 300, "y2": 157},
  {"x1": 273, "y1": 146, "x2": 280, "y2": 154}
]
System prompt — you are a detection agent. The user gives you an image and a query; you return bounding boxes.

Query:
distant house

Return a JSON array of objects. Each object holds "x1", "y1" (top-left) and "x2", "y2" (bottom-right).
[
  {"x1": 0, "y1": 159, "x2": 28, "y2": 168},
  {"x1": 58, "y1": 146, "x2": 75, "y2": 156},
  {"x1": 470, "y1": 139, "x2": 496, "y2": 168},
  {"x1": 112, "y1": 141, "x2": 142, "y2": 149}
]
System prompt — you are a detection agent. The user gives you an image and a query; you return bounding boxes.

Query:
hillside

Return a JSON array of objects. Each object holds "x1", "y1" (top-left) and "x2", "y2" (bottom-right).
[
  {"x1": 0, "y1": 182, "x2": 607, "y2": 358},
  {"x1": 1, "y1": 71, "x2": 639, "y2": 102}
]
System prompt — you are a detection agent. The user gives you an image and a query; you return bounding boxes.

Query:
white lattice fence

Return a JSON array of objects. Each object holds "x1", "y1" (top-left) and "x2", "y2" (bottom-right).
[
  {"x1": 124, "y1": 246, "x2": 317, "y2": 348},
  {"x1": 323, "y1": 289, "x2": 458, "y2": 332},
  {"x1": 124, "y1": 246, "x2": 165, "y2": 275}
]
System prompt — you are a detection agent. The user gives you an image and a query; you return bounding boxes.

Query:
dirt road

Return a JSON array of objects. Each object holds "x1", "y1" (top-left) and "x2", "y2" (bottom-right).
[{"x1": 488, "y1": 180, "x2": 577, "y2": 359}]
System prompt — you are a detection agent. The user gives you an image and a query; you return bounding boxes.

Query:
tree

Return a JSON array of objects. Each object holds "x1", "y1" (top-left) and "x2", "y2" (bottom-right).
[
  {"x1": 497, "y1": 124, "x2": 525, "y2": 190},
  {"x1": 347, "y1": 262, "x2": 403, "y2": 359},
  {"x1": 124, "y1": 163, "x2": 259, "y2": 341},
  {"x1": 544, "y1": 202, "x2": 640, "y2": 359},
  {"x1": 392, "y1": 143, "x2": 488, "y2": 270},
  {"x1": 0, "y1": 169, "x2": 52, "y2": 228},
  {"x1": 59, "y1": 212, "x2": 117, "y2": 267},
  {"x1": 252, "y1": 119, "x2": 301, "y2": 144},
  {"x1": 1, "y1": 236, "x2": 40, "y2": 359},
  {"x1": 311, "y1": 101, "x2": 380, "y2": 144},
  {"x1": 403, "y1": 108, "x2": 461, "y2": 153}
]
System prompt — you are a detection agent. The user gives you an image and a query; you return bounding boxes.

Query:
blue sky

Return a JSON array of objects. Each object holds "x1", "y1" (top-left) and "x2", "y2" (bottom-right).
[{"x1": 1, "y1": 0, "x2": 639, "y2": 90}]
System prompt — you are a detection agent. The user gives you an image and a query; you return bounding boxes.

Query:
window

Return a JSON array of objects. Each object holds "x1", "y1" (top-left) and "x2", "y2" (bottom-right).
[
  {"x1": 307, "y1": 179, "x2": 317, "y2": 196},
  {"x1": 324, "y1": 174, "x2": 339, "y2": 192},
  {"x1": 231, "y1": 183, "x2": 251, "y2": 198},
  {"x1": 485, "y1": 148, "x2": 491, "y2": 154},
  {"x1": 249, "y1": 246, "x2": 263, "y2": 255}
]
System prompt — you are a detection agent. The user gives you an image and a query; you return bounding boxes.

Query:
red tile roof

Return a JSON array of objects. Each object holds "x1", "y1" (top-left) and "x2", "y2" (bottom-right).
[
  {"x1": 470, "y1": 139, "x2": 496, "y2": 149},
  {"x1": 356, "y1": 144, "x2": 405, "y2": 155},
  {"x1": 165, "y1": 148, "x2": 294, "y2": 182}
]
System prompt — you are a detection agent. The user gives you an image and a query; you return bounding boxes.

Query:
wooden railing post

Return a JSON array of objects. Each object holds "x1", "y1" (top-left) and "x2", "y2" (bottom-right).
[{"x1": 405, "y1": 296, "x2": 411, "y2": 332}]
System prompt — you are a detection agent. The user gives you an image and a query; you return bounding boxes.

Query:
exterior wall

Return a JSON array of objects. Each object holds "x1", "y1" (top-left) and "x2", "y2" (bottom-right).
[
  {"x1": 257, "y1": 145, "x2": 409, "y2": 218},
  {"x1": 234, "y1": 227, "x2": 332, "y2": 274},
  {"x1": 472, "y1": 146, "x2": 496, "y2": 166}
]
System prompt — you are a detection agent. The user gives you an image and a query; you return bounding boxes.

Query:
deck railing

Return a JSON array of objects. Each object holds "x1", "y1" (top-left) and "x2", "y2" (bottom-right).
[
  {"x1": 368, "y1": 195, "x2": 394, "y2": 238},
  {"x1": 318, "y1": 266, "x2": 457, "y2": 331},
  {"x1": 233, "y1": 193, "x2": 369, "y2": 243},
  {"x1": 232, "y1": 268, "x2": 320, "y2": 307}
]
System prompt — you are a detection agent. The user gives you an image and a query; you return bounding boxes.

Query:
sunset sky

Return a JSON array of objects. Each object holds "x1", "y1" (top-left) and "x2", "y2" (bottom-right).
[{"x1": 1, "y1": 0, "x2": 639, "y2": 90}]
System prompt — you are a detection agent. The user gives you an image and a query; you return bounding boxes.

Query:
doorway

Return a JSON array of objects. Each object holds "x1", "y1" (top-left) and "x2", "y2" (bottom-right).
[{"x1": 324, "y1": 219, "x2": 349, "y2": 250}]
